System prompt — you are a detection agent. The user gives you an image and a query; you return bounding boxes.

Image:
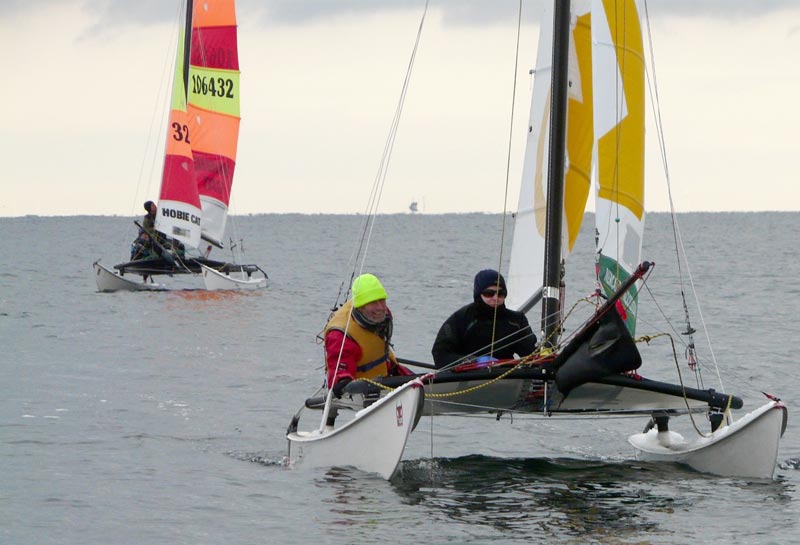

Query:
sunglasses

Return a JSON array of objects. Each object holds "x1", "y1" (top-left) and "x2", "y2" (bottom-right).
[{"x1": 481, "y1": 289, "x2": 507, "y2": 298}]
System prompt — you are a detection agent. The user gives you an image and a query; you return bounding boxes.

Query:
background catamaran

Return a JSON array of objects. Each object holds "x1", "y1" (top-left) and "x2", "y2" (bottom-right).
[
  {"x1": 292, "y1": 0, "x2": 787, "y2": 479},
  {"x1": 94, "y1": 0, "x2": 266, "y2": 292}
]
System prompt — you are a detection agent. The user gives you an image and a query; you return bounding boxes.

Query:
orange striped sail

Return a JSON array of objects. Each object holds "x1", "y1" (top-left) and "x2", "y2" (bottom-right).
[{"x1": 188, "y1": 0, "x2": 240, "y2": 247}]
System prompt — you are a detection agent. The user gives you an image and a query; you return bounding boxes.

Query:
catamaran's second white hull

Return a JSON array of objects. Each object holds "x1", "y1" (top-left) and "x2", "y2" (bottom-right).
[
  {"x1": 287, "y1": 379, "x2": 424, "y2": 480},
  {"x1": 628, "y1": 400, "x2": 788, "y2": 479},
  {"x1": 93, "y1": 261, "x2": 166, "y2": 292},
  {"x1": 200, "y1": 264, "x2": 267, "y2": 291}
]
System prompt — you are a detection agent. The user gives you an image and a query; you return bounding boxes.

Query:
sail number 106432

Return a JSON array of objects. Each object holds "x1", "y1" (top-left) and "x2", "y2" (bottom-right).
[{"x1": 191, "y1": 75, "x2": 235, "y2": 99}]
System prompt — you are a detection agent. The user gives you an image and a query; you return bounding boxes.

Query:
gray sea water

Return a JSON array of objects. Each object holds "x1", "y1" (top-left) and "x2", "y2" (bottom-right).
[{"x1": 2, "y1": 212, "x2": 799, "y2": 544}]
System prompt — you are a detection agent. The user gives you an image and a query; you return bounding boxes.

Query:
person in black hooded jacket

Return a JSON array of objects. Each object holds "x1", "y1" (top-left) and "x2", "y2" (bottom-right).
[{"x1": 431, "y1": 269, "x2": 537, "y2": 369}]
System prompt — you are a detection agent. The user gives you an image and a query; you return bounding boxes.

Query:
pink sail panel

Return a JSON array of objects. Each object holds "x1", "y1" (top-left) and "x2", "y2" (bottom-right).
[
  {"x1": 161, "y1": 151, "x2": 200, "y2": 206},
  {"x1": 190, "y1": 26, "x2": 239, "y2": 71},
  {"x1": 194, "y1": 151, "x2": 236, "y2": 204}
]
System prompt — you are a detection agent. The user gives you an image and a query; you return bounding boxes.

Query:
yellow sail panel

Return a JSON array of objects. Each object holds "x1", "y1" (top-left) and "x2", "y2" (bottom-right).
[
  {"x1": 531, "y1": 10, "x2": 593, "y2": 251},
  {"x1": 564, "y1": 11, "x2": 594, "y2": 251},
  {"x1": 187, "y1": 67, "x2": 240, "y2": 118},
  {"x1": 596, "y1": 0, "x2": 644, "y2": 220}
]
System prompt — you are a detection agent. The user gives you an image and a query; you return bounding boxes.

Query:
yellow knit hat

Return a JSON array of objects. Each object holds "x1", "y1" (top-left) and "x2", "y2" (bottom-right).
[{"x1": 352, "y1": 273, "x2": 388, "y2": 308}]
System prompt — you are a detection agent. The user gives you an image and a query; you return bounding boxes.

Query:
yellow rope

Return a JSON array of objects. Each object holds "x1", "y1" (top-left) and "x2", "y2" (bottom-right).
[
  {"x1": 352, "y1": 324, "x2": 713, "y2": 429},
  {"x1": 424, "y1": 362, "x2": 529, "y2": 399},
  {"x1": 353, "y1": 355, "x2": 548, "y2": 399},
  {"x1": 634, "y1": 332, "x2": 669, "y2": 344}
]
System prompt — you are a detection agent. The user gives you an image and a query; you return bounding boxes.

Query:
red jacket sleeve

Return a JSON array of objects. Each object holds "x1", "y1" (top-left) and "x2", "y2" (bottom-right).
[{"x1": 325, "y1": 330, "x2": 361, "y2": 387}]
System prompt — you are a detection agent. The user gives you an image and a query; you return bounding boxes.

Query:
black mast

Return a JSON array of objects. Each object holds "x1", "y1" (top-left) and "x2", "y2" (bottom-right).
[
  {"x1": 182, "y1": 0, "x2": 194, "y2": 97},
  {"x1": 541, "y1": 0, "x2": 571, "y2": 349}
]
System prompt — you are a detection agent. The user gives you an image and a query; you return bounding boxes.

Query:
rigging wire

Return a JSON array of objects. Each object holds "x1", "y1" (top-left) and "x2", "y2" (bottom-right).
[
  {"x1": 331, "y1": 0, "x2": 431, "y2": 310},
  {"x1": 490, "y1": 0, "x2": 524, "y2": 355},
  {"x1": 317, "y1": 0, "x2": 431, "y2": 432},
  {"x1": 610, "y1": 0, "x2": 624, "y2": 298},
  {"x1": 642, "y1": 1, "x2": 724, "y2": 391},
  {"x1": 124, "y1": 1, "x2": 182, "y2": 251}
]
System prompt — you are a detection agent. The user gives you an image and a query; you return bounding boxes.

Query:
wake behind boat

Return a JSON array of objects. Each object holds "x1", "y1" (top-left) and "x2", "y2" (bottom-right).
[{"x1": 93, "y1": 0, "x2": 267, "y2": 292}]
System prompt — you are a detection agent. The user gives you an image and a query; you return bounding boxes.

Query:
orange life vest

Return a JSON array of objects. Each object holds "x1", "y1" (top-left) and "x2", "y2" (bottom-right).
[{"x1": 324, "y1": 300, "x2": 397, "y2": 379}]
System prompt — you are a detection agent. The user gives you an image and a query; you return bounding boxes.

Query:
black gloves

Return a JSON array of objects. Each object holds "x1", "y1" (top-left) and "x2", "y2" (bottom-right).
[{"x1": 332, "y1": 377, "x2": 352, "y2": 398}]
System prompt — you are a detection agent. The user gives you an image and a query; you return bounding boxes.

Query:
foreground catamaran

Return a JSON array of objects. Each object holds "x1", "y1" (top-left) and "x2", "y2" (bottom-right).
[
  {"x1": 94, "y1": 0, "x2": 266, "y2": 292},
  {"x1": 287, "y1": 0, "x2": 787, "y2": 479}
]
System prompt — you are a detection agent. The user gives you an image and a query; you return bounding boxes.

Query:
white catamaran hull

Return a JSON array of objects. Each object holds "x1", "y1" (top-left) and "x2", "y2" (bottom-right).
[
  {"x1": 287, "y1": 378, "x2": 424, "y2": 479},
  {"x1": 628, "y1": 400, "x2": 788, "y2": 479},
  {"x1": 200, "y1": 264, "x2": 267, "y2": 291},
  {"x1": 93, "y1": 261, "x2": 166, "y2": 292}
]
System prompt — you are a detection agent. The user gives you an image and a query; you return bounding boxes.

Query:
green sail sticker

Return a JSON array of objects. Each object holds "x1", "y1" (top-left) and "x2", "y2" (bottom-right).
[{"x1": 597, "y1": 254, "x2": 638, "y2": 335}]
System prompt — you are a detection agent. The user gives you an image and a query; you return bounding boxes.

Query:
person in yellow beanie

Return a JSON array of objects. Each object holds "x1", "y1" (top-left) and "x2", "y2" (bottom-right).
[{"x1": 324, "y1": 274, "x2": 413, "y2": 406}]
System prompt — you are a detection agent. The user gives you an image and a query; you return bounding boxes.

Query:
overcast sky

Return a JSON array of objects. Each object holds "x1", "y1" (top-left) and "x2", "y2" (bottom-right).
[{"x1": 2, "y1": 0, "x2": 799, "y2": 216}]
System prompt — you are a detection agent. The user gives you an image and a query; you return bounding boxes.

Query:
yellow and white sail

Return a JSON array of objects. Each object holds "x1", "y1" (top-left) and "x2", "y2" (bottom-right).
[
  {"x1": 507, "y1": 0, "x2": 594, "y2": 311},
  {"x1": 508, "y1": 0, "x2": 645, "y2": 336},
  {"x1": 592, "y1": 0, "x2": 645, "y2": 334}
]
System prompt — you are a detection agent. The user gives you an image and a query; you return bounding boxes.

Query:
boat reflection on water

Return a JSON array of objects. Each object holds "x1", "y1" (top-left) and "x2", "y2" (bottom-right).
[
  {"x1": 316, "y1": 455, "x2": 794, "y2": 542},
  {"x1": 395, "y1": 456, "x2": 668, "y2": 538}
]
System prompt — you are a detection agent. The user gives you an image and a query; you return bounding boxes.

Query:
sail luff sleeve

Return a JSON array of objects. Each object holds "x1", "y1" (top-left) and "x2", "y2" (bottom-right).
[{"x1": 156, "y1": 7, "x2": 203, "y2": 250}]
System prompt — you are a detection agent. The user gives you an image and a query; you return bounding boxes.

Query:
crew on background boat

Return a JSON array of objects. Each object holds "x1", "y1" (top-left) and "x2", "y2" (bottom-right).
[
  {"x1": 129, "y1": 201, "x2": 158, "y2": 260},
  {"x1": 142, "y1": 200, "x2": 157, "y2": 235},
  {"x1": 432, "y1": 269, "x2": 537, "y2": 369},
  {"x1": 129, "y1": 232, "x2": 152, "y2": 260},
  {"x1": 324, "y1": 273, "x2": 413, "y2": 426},
  {"x1": 130, "y1": 200, "x2": 186, "y2": 260}
]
